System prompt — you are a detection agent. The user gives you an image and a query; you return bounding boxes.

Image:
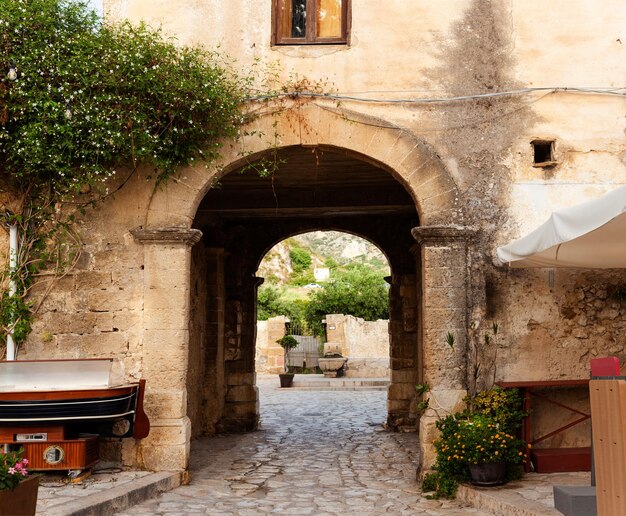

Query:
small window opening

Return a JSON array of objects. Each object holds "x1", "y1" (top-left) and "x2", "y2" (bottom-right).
[{"x1": 532, "y1": 140, "x2": 556, "y2": 167}]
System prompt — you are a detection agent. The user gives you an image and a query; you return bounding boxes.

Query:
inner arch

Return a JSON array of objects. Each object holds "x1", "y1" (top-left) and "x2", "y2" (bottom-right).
[{"x1": 186, "y1": 145, "x2": 422, "y2": 439}]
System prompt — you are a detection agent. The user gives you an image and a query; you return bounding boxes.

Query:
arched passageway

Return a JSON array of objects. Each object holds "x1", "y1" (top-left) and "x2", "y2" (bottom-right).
[
  {"x1": 255, "y1": 230, "x2": 391, "y2": 378},
  {"x1": 130, "y1": 105, "x2": 473, "y2": 472},
  {"x1": 186, "y1": 146, "x2": 420, "y2": 436}
]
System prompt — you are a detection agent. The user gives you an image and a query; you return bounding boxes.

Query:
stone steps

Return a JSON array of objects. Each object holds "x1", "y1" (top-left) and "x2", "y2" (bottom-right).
[{"x1": 290, "y1": 375, "x2": 389, "y2": 390}]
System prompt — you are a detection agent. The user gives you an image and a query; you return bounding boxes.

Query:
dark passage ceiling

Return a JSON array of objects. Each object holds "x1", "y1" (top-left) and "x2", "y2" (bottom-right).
[{"x1": 196, "y1": 145, "x2": 417, "y2": 222}]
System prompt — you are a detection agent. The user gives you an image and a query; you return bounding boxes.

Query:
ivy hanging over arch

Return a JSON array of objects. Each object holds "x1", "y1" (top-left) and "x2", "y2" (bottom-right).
[{"x1": 0, "y1": 0, "x2": 249, "y2": 353}]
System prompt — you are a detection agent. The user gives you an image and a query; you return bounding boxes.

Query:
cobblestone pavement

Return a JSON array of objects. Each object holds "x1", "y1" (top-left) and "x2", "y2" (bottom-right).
[{"x1": 118, "y1": 377, "x2": 492, "y2": 515}]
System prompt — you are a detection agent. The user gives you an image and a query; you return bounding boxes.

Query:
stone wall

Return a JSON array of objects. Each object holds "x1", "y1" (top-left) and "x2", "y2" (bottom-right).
[
  {"x1": 325, "y1": 314, "x2": 389, "y2": 378},
  {"x1": 254, "y1": 315, "x2": 389, "y2": 377},
  {"x1": 255, "y1": 316, "x2": 287, "y2": 374},
  {"x1": 3, "y1": 0, "x2": 623, "y2": 473}
]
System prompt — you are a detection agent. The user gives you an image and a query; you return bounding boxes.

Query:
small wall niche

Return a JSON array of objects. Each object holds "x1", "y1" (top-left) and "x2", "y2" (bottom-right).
[{"x1": 532, "y1": 139, "x2": 557, "y2": 167}]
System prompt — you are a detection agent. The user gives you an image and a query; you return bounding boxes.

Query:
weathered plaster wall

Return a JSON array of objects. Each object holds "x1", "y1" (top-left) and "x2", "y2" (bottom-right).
[
  {"x1": 326, "y1": 314, "x2": 388, "y2": 358},
  {"x1": 7, "y1": 0, "x2": 624, "y2": 471}
]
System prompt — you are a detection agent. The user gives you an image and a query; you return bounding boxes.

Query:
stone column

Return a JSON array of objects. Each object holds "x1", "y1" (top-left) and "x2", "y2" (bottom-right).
[
  {"x1": 411, "y1": 225, "x2": 474, "y2": 473},
  {"x1": 131, "y1": 227, "x2": 202, "y2": 471},
  {"x1": 202, "y1": 248, "x2": 226, "y2": 434},
  {"x1": 387, "y1": 273, "x2": 419, "y2": 429},
  {"x1": 218, "y1": 272, "x2": 262, "y2": 433}
]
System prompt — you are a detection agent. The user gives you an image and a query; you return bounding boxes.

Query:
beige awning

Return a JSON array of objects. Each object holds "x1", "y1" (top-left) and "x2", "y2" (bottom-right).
[{"x1": 496, "y1": 185, "x2": 626, "y2": 268}]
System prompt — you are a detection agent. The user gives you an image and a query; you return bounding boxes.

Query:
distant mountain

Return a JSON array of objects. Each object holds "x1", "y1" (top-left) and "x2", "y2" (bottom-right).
[{"x1": 257, "y1": 231, "x2": 389, "y2": 286}]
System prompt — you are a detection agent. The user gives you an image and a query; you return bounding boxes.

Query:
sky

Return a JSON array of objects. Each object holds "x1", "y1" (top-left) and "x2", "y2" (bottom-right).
[{"x1": 85, "y1": 0, "x2": 103, "y2": 17}]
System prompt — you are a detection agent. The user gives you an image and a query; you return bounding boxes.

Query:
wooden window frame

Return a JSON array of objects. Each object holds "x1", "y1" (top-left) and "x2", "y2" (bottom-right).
[{"x1": 272, "y1": 0, "x2": 351, "y2": 46}]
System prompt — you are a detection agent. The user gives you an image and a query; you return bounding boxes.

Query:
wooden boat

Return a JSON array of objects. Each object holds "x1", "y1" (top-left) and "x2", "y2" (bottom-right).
[{"x1": 0, "y1": 359, "x2": 149, "y2": 439}]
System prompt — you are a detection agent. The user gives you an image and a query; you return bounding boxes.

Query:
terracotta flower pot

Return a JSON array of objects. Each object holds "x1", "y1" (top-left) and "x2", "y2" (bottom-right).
[
  {"x1": 0, "y1": 475, "x2": 39, "y2": 516},
  {"x1": 469, "y1": 462, "x2": 507, "y2": 486}
]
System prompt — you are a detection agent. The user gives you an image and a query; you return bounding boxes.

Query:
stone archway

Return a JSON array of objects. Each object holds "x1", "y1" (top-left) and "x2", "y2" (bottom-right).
[{"x1": 131, "y1": 104, "x2": 472, "y2": 472}]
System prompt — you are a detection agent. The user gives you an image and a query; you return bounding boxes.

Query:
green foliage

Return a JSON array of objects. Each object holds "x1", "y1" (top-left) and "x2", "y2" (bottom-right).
[
  {"x1": 305, "y1": 264, "x2": 388, "y2": 335},
  {"x1": 415, "y1": 383, "x2": 430, "y2": 396},
  {"x1": 276, "y1": 334, "x2": 298, "y2": 351},
  {"x1": 0, "y1": 0, "x2": 247, "y2": 353},
  {"x1": 257, "y1": 285, "x2": 284, "y2": 321},
  {"x1": 445, "y1": 332, "x2": 455, "y2": 349},
  {"x1": 421, "y1": 471, "x2": 458, "y2": 500},
  {"x1": 277, "y1": 334, "x2": 298, "y2": 373},
  {"x1": 427, "y1": 386, "x2": 529, "y2": 498},
  {"x1": 289, "y1": 270, "x2": 316, "y2": 287},
  {"x1": 416, "y1": 399, "x2": 430, "y2": 413},
  {"x1": 323, "y1": 257, "x2": 338, "y2": 269},
  {"x1": 435, "y1": 413, "x2": 526, "y2": 468},
  {"x1": 0, "y1": 0, "x2": 244, "y2": 190},
  {"x1": 0, "y1": 448, "x2": 29, "y2": 490},
  {"x1": 0, "y1": 290, "x2": 32, "y2": 346},
  {"x1": 257, "y1": 285, "x2": 307, "y2": 328},
  {"x1": 466, "y1": 387, "x2": 527, "y2": 433},
  {"x1": 289, "y1": 247, "x2": 312, "y2": 273}
]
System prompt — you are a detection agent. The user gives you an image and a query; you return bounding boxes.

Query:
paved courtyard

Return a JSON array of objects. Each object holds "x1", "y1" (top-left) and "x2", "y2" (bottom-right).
[{"x1": 118, "y1": 376, "x2": 491, "y2": 515}]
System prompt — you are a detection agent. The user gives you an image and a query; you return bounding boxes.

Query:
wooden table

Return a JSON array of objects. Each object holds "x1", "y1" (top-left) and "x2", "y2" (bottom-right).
[{"x1": 497, "y1": 380, "x2": 591, "y2": 473}]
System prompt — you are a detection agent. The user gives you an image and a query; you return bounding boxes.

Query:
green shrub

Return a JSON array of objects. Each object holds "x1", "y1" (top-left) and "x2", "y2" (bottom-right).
[
  {"x1": 0, "y1": 0, "x2": 247, "y2": 352},
  {"x1": 305, "y1": 264, "x2": 388, "y2": 335},
  {"x1": 422, "y1": 387, "x2": 529, "y2": 499},
  {"x1": 421, "y1": 471, "x2": 458, "y2": 499},
  {"x1": 289, "y1": 247, "x2": 312, "y2": 273}
]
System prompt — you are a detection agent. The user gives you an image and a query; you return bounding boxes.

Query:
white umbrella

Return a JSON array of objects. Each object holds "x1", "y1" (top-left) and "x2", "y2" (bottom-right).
[{"x1": 497, "y1": 184, "x2": 626, "y2": 268}]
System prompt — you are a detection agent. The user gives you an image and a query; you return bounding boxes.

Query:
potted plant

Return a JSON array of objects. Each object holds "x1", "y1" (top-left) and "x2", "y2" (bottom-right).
[
  {"x1": 422, "y1": 387, "x2": 528, "y2": 498},
  {"x1": 277, "y1": 335, "x2": 298, "y2": 388},
  {"x1": 0, "y1": 449, "x2": 38, "y2": 516}
]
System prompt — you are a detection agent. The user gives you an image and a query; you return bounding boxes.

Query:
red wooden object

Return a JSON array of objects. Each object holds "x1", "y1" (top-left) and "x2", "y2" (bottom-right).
[
  {"x1": 21, "y1": 436, "x2": 99, "y2": 471},
  {"x1": 497, "y1": 380, "x2": 591, "y2": 473},
  {"x1": 0, "y1": 475, "x2": 39, "y2": 516},
  {"x1": 0, "y1": 425, "x2": 64, "y2": 443},
  {"x1": 531, "y1": 447, "x2": 592, "y2": 473},
  {"x1": 133, "y1": 379, "x2": 150, "y2": 439},
  {"x1": 590, "y1": 357, "x2": 621, "y2": 377}
]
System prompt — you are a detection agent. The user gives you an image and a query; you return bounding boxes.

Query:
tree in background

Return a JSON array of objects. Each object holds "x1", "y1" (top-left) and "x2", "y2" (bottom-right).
[
  {"x1": 257, "y1": 285, "x2": 307, "y2": 325},
  {"x1": 288, "y1": 246, "x2": 315, "y2": 286},
  {"x1": 289, "y1": 247, "x2": 312, "y2": 273},
  {"x1": 305, "y1": 264, "x2": 389, "y2": 335}
]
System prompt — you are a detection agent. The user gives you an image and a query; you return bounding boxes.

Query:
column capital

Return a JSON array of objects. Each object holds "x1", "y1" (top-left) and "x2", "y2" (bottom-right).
[
  {"x1": 411, "y1": 225, "x2": 477, "y2": 246},
  {"x1": 131, "y1": 227, "x2": 202, "y2": 246}
]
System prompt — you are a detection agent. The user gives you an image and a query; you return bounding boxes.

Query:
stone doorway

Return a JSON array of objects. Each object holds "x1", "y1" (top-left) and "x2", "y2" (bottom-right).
[
  {"x1": 187, "y1": 145, "x2": 420, "y2": 437},
  {"x1": 131, "y1": 105, "x2": 472, "y2": 472}
]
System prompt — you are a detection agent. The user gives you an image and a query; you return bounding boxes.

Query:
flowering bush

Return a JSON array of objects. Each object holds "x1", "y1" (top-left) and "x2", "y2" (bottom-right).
[
  {"x1": 422, "y1": 387, "x2": 528, "y2": 499},
  {"x1": 435, "y1": 414, "x2": 526, "y2": 467},
  {"x1": 0, "y1": 450, "x2": 29, "y2": 490},
  {"x1": 467, "y1": 386, "x2": 527, "y2": 433},
  {"x1": 0, "y1": 0, "x2": 248, "y2": 355}
]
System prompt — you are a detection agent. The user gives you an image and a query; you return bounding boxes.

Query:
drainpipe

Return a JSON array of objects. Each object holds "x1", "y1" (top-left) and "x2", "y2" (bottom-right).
[{"x1": 6, "y1": 223, "x2": 17, "y2": 361}]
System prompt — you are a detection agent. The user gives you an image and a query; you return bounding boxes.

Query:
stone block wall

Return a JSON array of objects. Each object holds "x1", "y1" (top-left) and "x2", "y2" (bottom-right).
[
  {"x1": 255, "y1": 314, "x2": 389, "y2": 377},
  {"x1": 325, "y1": 314, "x2": 390, "y2": 378},
  {"x1": 255, "y1": 316, "x2": 287, "y2": 374}
]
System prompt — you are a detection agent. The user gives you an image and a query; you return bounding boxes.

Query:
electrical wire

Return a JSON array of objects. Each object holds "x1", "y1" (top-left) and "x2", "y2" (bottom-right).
[{"x1": 245, "y1": 86, "x2": 626, "y2": 104}]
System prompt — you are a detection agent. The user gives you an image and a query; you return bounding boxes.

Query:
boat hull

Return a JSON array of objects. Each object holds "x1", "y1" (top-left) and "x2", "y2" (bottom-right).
[{"x1": 0, "y1": 388, "x2": 138, "y2": 422}]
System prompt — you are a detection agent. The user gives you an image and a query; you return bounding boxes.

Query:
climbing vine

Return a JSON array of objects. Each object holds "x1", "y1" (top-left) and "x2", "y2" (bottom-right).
[{"x1": 0, "y1": 0, "x2": 247, "y2": 354}]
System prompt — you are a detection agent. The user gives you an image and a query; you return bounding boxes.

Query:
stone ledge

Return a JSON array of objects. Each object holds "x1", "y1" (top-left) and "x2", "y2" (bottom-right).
[
  {"x1": 43, "y1": 471, "x2": 181, "y2": 516},
  {"x1": 411, "y1": 225, "x2": 477, "y2": 245},
  {"x1": 131, "y1": 227, "x2": 202, "y2": 246},
  {"x1": 457, "y1": 482, "x2": 561, "y2": 516}
]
